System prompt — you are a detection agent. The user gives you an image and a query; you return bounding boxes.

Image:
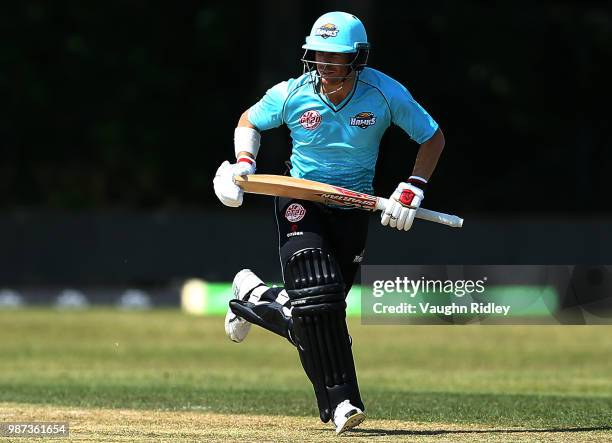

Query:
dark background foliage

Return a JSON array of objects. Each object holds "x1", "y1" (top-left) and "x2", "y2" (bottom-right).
[{"x1": 2, "y1": 1, "x2": 610, "y2": 213}]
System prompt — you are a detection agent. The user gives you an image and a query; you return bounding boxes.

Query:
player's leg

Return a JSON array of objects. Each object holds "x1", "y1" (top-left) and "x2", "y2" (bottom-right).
[
  {"x1": 227, "y1": 280, "x2": 294, "y2": 343},
  {"x1": 318, "y1": 207, "x2": 369, "y2": 433},
  {"x1": 228, "y1": 197, "x2": 365, "y2": 432},
  {"x1": 274, "y1": 198, "x2": 365, "y2": 428},
  {"x1": 225, "y1": 270, "x2": 291, "y2": 343},
  {"x1": 327, "y1": 208, "x2": 370, "y2": 295},
  {"x1": 225, "y1": 197, "x2": 325, "y2": 343},
  {"x1": 283, "y1": 246, "x2": 365, "y2": 430}
]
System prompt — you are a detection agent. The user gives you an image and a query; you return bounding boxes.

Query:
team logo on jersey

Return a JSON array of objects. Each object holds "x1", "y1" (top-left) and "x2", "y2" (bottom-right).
[
  {"x1": 299, "y1": 110, "x2": 322, "y2": 130},
  {"x1": 285, "y1": 203, "x2": 306, "y2": 222},
  {"x1": 350, "y1": 112, "x2": 377, "y2": 129},
  {"x1": 315, "y1": 23, "x2": 339, "y2": 39}
]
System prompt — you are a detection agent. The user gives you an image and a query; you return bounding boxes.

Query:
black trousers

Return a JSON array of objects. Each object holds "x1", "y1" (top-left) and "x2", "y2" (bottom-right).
[{"x1": 274, "y1": 197, "x2": 370, "y2": 292}]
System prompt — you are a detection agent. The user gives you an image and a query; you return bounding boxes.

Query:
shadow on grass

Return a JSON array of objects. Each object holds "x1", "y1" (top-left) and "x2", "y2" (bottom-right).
[
  {"x1": 1, "y1": 382, "x2": 611, "y2": 429},
  {"x1": 347, "y1": 426, "x2": 612, "y2": 437}
]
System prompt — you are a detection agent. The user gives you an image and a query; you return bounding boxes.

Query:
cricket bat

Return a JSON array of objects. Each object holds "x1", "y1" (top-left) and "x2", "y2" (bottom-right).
[{"x1": 234, "y1": 174, "x2": 463, "y2": 228}]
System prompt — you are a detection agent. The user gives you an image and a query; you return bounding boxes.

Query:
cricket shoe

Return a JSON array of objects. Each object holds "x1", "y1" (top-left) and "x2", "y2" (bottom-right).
[
  {"x1": 224, "y1": 269, "x2": 269, "y2": 343},
  {"x1": 333, "y1": 400, "x2": 366, "y2": 435}
]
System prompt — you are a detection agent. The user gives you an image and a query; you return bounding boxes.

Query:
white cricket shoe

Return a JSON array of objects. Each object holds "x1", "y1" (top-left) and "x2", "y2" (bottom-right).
[
  {"x1": 333, "y1": 399, "x2": 366, "y2": 434},
  {"x1": 224, "y1": 269, "x2": 267, "y2": 343}
]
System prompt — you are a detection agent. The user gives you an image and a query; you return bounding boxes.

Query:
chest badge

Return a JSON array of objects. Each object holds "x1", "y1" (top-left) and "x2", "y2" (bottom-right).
[
  {"x1": 285, "y1": 203, "x2": 306, "y2": 222},
  {"x1": 350, "y1": 111, "x2": 377, "y2": 129},
  {"x1": 299, "y1": 110, "x2": 322, "y2": 130}
]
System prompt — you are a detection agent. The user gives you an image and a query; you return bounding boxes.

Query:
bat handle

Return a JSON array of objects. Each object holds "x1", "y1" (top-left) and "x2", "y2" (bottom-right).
[
  {"x1": 375, "y1": 198, "x2": 464, "y2": 228},
  {"x1": 375, "y1": 197, "x2": 389, "y2": 212}
]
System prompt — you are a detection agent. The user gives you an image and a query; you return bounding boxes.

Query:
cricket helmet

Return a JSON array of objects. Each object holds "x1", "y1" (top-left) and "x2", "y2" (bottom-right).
[
  {"x1": 301, "y1": 12, "x2": 370, "y2": 75},
  {"x1": 302, "y1": 11, "x2": 369, "y2": 54}
]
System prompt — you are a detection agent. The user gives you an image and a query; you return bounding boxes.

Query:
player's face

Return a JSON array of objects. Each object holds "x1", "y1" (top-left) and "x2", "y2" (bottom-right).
[{"x1": 315, "y1": 51, "x2": 352, "y2": 84}]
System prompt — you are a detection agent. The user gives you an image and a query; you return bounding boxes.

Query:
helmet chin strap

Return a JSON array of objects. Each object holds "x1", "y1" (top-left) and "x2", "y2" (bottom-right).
[
  {"x1": 319, "y1": 68, "x2": 354, "y2": 97},
  {"x1": 302, "y1": 49, "x2": 366, "y2": 99},
  {"x1": 321, "y1": 77, "x2": 346, "y2": 96}
]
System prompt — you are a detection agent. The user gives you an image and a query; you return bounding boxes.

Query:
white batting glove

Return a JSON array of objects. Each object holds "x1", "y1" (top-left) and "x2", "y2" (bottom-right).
[
  {"x1": 213, "y1": 156, "x2": 256, "y2": 207},
  {"x1": 381, "y1": 177, "x2": 427, "y2": 231}
]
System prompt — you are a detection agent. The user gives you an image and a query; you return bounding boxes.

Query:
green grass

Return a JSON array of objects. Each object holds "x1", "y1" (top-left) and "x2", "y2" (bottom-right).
[{"x1": 1, "y1": 309, "x2": 611, "y2": 429}]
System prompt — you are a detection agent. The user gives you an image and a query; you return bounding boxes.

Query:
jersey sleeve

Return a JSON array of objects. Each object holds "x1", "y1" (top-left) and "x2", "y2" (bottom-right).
[
  {"x1": 247, "y1": 81, "x2": 290, "y2": 131},
  {"x1": 388, "y1": 81, "x2": 439, "y2": 144}
]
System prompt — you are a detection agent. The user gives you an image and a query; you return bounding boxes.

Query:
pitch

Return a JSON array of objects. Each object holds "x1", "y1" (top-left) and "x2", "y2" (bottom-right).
[{"x1": 1, "y1": 309, "x2": 611, "y2": 441}]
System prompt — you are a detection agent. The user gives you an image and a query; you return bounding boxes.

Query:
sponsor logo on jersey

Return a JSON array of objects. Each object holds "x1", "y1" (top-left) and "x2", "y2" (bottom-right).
[
  {"x1": 285, "y1": 203, "x2": 306, "y2": 222},
  {"x1": 315, "y1": 23, "x2": 339, "y2": 39},
  {"x1": 350, "y1": 111, "x2": 377, "y2": 129},
  {"x1": 299, "y1": 110, "x2": 322, "y2": 130}
]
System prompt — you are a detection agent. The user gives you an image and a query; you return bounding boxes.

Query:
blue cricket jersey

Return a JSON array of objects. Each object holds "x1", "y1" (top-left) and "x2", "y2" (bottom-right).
[{"x1": 248, "y1": 67, "x2": 438, "y2": 194}]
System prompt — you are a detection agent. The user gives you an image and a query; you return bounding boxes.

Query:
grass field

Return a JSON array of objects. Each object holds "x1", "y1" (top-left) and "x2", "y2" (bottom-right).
[{"x1": 1, "y1": 309, "x2": 611, "y2": 441}]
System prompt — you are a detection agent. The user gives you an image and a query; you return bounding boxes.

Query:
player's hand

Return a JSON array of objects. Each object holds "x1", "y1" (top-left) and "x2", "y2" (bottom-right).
[
  {"x1": 213, "y1": 158, "x2": 256, "y2": 207},
  {"x1": 381, "y1": 181, "x2": 425, "y2": 231}
]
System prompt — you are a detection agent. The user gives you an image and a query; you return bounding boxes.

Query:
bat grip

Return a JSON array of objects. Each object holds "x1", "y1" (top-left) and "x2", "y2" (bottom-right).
[{"x1": 375, "y1": 198, "x2": 464, "y2": 228}]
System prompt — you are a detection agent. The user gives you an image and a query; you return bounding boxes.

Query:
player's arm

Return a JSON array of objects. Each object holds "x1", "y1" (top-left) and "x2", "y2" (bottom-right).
[
  {"x1": 213, "y1": 110, "x2": 261, "y2": 208},
  {"x1": 236, "y1": 110, "x2": 258, "y2": 162},
  {"x1": 381, "y1": 84, "x2": 444, "y2": 231},
  {"x1": 213, "y1": 80, "x2": 288, "y2": 208},
  {"x1": 412, "y1": 128, "x2": 445, "y2": 181}
]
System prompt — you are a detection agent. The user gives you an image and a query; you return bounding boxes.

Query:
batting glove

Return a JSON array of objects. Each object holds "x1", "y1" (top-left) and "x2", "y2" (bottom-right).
[
  {"x1": 213, "y1": 156, "x2": 256, "y2": 207},
  {"x1": 381, "y1": 177, "x2": 427, "y2": 231}
]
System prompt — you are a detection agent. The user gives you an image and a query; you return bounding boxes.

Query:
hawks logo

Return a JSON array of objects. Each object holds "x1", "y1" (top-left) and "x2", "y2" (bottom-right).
[
  {"x1": 299, "y1": 110, "x2": 322, "y2": 130},
  {"x1": 285, "y1": 203, "x2": 306, "y2": 222},
  {"x1": 350, "y1": 112, "x2": 377, "y2": 129},
  {"x1": 315, "y1": 23, "x2": 339, "y2": 39}
]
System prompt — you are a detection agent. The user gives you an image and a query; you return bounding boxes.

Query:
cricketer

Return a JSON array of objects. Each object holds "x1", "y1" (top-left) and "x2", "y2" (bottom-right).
[{"x1": 213, "y1": 11, "x2": 445, "y2": 434}]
